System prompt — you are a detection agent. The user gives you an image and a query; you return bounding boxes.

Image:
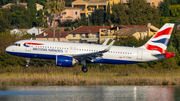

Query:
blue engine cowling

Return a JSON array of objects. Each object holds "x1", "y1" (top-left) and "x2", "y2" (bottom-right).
[{"x1": 56, "y1": 55, "x2": 76, "y2": 67}]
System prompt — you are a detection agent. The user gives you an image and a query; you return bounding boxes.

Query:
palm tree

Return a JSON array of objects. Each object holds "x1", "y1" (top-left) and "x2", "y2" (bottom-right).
[{"x1": 47, "y1": 0, "x2": 65, "y2": 41}]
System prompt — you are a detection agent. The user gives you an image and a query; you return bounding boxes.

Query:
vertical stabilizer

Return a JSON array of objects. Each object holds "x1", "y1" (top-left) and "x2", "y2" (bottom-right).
[{"x1": 141, "y1": 23, "x2": 174, "y2": 53}]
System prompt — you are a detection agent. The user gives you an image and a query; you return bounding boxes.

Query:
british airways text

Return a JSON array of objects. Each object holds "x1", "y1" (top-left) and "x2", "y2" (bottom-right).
[{"x1": 33, "y1": 48, "x2": 63, "y2": 52}]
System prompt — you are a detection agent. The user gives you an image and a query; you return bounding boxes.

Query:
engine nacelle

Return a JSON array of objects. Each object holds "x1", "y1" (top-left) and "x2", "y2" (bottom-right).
[{"x1": 56, "y1": 55, "x2": 77, "y2": 67}]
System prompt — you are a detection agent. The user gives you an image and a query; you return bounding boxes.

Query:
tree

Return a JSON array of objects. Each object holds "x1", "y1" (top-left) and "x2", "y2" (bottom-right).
[
  {"x1": 10, "y1": 5, "x2": 30, "y2": 28},
  {"x1": 111, "y1": 0, "x2": 160, "y2": 25},
  {"x1": 36, "y1": 9, "x2": 49, "y2": 27},
  {"x1": 90, "y1": 9, "x2": 105, "y2": 25},
  {"x1": 158, "y1": 0, "x2": 170, "y2": 17},
  {"x1": 169, "y1": 0, "x2": 177, "y2": 5},
  {"x1": 111, "y1": 2, "x2": 129, "y2": 25},
  {"x1": 105, "y1": 2, "x2": 111, "y2": 24},
  {"x1": 0, "y1": 9, "x2": 2, "y2": 16},
  {"x1": 27, "y1": 0, "x2": 37, "y2": 27},
  {"x1": 169, "y1": 5, "x2": 180, "y2": 17},
  {"x1": 0, "y1": 16, "x2": 11, "y2": 33},
  {"x1": 47, "y1": 0, "x2": 65, "y2": 41},
  {"x1": 127, "y1": 0, "x2": 160, "y2": 25}
]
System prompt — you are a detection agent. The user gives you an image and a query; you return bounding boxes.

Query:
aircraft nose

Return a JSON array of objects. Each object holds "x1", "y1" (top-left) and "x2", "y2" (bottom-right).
[{"x1": 6, "y1": 46, "x2": 12, "y2": 52}]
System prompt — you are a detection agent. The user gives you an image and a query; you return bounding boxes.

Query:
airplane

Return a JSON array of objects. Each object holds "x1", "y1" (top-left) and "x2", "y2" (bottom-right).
[{"x1": 6, "y1": 23, "x2": 175, "y2": 73}]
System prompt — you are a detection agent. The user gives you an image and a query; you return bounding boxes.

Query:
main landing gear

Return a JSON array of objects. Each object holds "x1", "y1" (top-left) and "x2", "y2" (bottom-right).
[
  {"x1": 26, "y1": 58, "x2": 30, "y2": 68},
  {"x1": 81, "y1": 60, "x2": 88, "y2": 73}
]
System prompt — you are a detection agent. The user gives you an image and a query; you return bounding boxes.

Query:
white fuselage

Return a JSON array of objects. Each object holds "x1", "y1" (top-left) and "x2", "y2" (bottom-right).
[{"x1": 6, "y1": 40, "x2": 163, "y2": 64}]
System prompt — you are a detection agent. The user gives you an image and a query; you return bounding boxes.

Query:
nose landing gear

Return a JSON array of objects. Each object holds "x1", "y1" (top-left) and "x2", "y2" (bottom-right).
[{"x1": 26, "y1": 58, "x2": 30, "y2": 68}]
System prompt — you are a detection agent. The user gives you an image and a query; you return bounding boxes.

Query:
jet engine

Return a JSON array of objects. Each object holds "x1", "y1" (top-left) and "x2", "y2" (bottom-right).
[{"x1": 56, "y1": 55, "x2": 77, "y2": 67}]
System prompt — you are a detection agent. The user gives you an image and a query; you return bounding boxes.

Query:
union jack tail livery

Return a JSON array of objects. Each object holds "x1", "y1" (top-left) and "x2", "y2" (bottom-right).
[{"x1": 142, "y1": 23, "x2": 175, "y2": 58}]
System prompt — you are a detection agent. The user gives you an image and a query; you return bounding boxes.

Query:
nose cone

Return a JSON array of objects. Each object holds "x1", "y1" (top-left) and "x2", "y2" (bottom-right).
[
  {"x1": 6, "y1": 46, "x2": 10, "y2": 52},
  {"x1": 6, "y1": 46, "x2": 12, "y2": 53}
]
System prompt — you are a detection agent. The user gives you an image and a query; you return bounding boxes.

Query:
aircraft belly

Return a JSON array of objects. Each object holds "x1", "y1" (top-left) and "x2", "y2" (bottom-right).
[{"x1": 92, "y1": 53, "x2": 144, "y2": 64}]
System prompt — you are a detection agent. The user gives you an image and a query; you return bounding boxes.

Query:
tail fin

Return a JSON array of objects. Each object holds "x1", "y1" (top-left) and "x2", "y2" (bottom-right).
[{"x1": 142, "y1": 23, "x2": 174, "y2": 53}]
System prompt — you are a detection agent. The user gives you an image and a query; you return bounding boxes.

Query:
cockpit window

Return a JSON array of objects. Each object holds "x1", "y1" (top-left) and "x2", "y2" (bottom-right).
[{"x1": 13, "y1": 43, "x2": 20, "y2": 46}]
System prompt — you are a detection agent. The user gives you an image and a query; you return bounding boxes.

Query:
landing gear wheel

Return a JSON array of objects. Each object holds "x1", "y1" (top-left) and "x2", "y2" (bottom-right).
[
  {"x1": 82, "y1": 66, "x2": 88, "y2": 73},
  {"x1": 26, "y1": 58, "x2": 30, "y2": 68},
  {"x1": 26, "y1": 64, "x2": 29, "y2": 68}
]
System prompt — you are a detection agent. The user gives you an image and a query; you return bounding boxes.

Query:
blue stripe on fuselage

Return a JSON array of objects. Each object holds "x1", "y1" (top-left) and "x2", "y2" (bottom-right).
[
  {"x1": 6, "y1": 51, "x2": 142, "y2": 64},
  {"x1": 92, "y1": 59, "x2": 141, "y2": 64}
]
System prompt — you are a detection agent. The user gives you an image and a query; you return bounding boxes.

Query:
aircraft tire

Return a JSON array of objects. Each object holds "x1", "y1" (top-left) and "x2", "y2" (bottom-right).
[
  {"x1": 26, "y1": 64, "x2": 29, "y2": 68},
  {"x1": 82, "y1": 66, "x2": 88, "y2": 73}
]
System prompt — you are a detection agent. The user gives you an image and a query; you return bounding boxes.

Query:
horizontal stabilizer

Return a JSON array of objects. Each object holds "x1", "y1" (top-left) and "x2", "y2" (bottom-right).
[{"x1": 152, "y1": 52, "x2": 175, "y2": 58}]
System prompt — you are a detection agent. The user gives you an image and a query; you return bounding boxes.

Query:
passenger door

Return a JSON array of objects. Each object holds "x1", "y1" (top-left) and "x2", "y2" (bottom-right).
[
  {"x1": 25, "y1": 41, "x2": 31, "y2": 51},
  {"x1": 137, "y1": 49, "x2": 142, "y2": 60}
]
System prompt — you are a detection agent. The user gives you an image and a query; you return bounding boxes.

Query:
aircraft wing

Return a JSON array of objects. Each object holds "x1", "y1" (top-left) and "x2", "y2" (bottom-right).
[{"x1": 72, "y1": 40, "x2": 115, "y2": 62}]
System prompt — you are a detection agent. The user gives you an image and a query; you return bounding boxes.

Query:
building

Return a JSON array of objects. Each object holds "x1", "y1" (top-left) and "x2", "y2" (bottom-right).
[
  {"x1": 10, "y1": 29, "x2": 22, "y2": 34},
  {"x1": 27, "y1": 27, "x2": 43, "y2": 36},
  {"x1": 47, "y1": 7, "x2": 81, "y2": 27},
  {"x1": 36, "y1": 31, "x2": 69, "y2": 42},
  {"x1": 113, "y1": 23, "x2": 159, "y2": 40},
  {"x1": 72, "y1": 0, "x2": 113, "y2": 17},
  {"x1": 121, "y1": 0, "x2": 163, "y2": 7},
  {"x1": 10, "y1": 29, "x2": 29, "y2": 34},
  {"x1": 72, "y1": 0, "x2": 163, "y2": 17},
  {"x1": 68, "y1": 26, "x2": 111, "y2": 43},
  {"x1": 2, "y1": 2, "x2": 43, "y2": 11}
]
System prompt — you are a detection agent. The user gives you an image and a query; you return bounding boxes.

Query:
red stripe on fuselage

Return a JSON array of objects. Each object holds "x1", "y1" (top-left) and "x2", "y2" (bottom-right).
[
  {"x1": 24, "y1": 42, "x2": 44, "y2": 45},
  {"x1": 153, "y1": 27, "x2": 172, "y2": 38}
]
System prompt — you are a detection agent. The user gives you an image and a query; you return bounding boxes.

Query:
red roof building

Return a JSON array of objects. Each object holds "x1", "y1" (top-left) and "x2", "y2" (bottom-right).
[
  {"x1": 68, "y1": 26, "x2": 111, "y2": 43},
  {"x1": 36, "y1": 31, "x2": 69, "y2": 42}
]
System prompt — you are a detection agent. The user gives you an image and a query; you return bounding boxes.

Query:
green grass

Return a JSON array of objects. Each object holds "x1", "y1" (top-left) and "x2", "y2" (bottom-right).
[{"x1": 0, "y1": 65, "x2": 180, "y2": 86}]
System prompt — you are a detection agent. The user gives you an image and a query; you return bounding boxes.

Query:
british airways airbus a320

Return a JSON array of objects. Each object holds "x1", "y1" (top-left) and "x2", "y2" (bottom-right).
[{"x1": 6, "y1": 23, "x2": 175, "y2": 73}]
